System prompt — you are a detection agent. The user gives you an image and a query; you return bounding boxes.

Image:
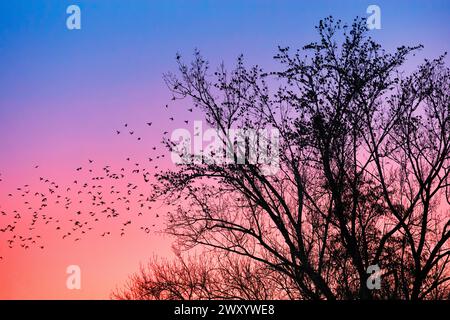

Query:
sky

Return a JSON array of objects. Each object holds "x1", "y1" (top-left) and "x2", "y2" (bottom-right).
[{"x1": 0, "y1": 0, "x2": 449, "y2": 299}]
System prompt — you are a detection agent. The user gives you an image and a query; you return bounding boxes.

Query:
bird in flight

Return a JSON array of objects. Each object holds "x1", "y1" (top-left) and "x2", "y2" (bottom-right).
[{"x1": 0, "y1": 100, "x2": 174, "y2": 261}]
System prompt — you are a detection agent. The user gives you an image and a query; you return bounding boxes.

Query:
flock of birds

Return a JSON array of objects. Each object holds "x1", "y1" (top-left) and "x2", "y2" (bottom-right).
[{"x1": 0, "y1": 103, "x2": 193, "y2": 261}]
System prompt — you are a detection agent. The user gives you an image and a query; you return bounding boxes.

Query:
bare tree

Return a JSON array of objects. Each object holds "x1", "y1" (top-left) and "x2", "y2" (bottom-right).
[
  {"x1": 112, "y1": 253, "x2": 296, "y2": 300},
  {"x1": 149, "y1": 17, "x2": 450, "y2": 300}
]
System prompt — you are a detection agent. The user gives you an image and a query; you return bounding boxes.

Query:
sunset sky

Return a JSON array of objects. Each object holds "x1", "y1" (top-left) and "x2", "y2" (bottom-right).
[{"x1": 1, "y1": 0, "x2": 450, "y2": 299}]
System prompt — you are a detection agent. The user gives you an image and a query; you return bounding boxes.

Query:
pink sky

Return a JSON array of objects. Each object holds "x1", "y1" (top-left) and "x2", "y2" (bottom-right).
[{"x1": 1, "y1": 0, "x2": 450, "y2": 299}]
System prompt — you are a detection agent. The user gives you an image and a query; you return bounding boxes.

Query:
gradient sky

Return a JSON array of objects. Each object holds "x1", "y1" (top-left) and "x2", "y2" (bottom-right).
[{"x1": 0, "y1": 0, "x2": 449, "y2": 299}]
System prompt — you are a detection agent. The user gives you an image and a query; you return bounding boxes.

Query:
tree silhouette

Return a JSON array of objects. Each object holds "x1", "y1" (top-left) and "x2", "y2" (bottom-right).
[
  {"x1": 113, "y1": 253, "x2": 296, "y2": 300},
  {"x1": 120, "y1": 16, "x2": 450, "y2": 300}
]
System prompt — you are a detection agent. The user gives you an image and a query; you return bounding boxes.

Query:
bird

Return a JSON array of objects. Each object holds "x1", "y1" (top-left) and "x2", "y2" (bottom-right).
[{"x1": 0, "y1": 108, "x2": 177, "y2": 258}]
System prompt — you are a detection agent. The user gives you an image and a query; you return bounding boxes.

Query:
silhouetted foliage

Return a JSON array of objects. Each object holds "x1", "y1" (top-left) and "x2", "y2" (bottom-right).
[
  {"x1": 120, "y1": 16, "x2": 450, "y2": 300},
  {"x1": 113, "y1": 253, "x2": 297, "y2": 300}
]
